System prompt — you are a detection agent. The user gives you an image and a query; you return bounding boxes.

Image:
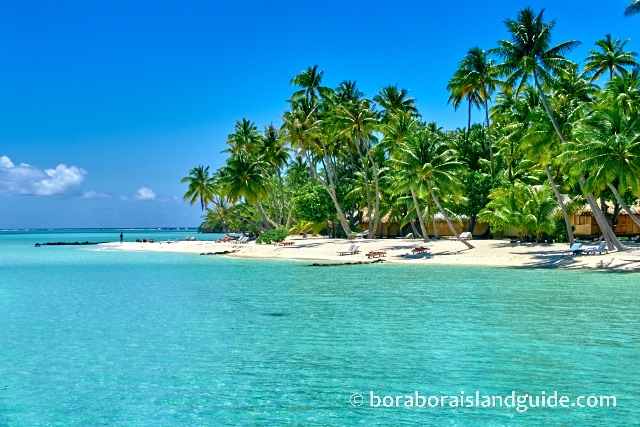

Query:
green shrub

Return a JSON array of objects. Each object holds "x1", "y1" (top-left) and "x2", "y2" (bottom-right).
[
  {"x1": 256, "y1": 228, "x2": 289, "y2": 244},
  {"x1": 552, "y1": 216, "x2": 574, "y2": 243}
]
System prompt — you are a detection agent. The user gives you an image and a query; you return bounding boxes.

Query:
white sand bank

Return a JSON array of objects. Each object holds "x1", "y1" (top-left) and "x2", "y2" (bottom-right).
[{"x1": 98, "y1": 236, "x2": 640, "y2": 271}]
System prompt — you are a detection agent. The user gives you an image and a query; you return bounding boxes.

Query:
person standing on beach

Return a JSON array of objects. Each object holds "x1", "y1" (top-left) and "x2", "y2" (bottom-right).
[{"x1": 120, "y1": 233, "x2": 124, "y2": 243}]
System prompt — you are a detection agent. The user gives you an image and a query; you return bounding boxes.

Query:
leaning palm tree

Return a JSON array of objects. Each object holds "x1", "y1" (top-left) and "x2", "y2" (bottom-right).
[
  {"x1": 389, "y1": 128, "x2": 433, "y2": 243},
  {"x1": 181, "y1": 165, "x2": 216, "y2": 211},
  {"x1": 584, "y1": 34, "x2": 638, "y2": 81},
  {"x1": 282, "y1": 100, "x2": 353, "y2": 235},
  {"x1": 625, "y1": 0, "x2": 640, "y2": 16},
  {"x1": 573, "y1": 105, "x2": 640, "y2": 228},
  {"x1": 226, "y1": 118, "x2": 284, "y2": 225},
  {"x1": 494, "y1": 7, "x2": 626, "y2": 251},
  {"x1": 396, "y1": 129, "x2": 474, "y2": 249},
  {"x1": 219, "y1": 152, "x2": 275, "y2": 231}
]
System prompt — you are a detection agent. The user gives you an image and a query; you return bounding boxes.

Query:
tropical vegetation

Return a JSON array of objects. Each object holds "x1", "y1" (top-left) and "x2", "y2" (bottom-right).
[{"x1": 184, "y1": 6, "x2": 640, "y2": 250}]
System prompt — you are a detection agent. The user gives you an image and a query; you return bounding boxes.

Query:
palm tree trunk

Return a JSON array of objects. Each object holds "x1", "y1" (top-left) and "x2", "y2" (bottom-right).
[
  {"x1": 410, "y1": 187, "x2": 430, "y2": 243},
  {"x1": 211, "y1": 201, "x2": 265, "y2": 232},
  {"x1": 484, "y1": 99, "x2": 495, "y2": 178},
  {"x1": 533, "y1": 69, "x2": 626, "y2": 251},
  {"x1": 545, "y1": 165, "x2": 575, "y2": 245},
  {"x1": 250, "y1": 154, "x2": 281, "y2": 226},
  {"x1": 255, "y1": 201, "x2": 276, "y2": 230},
  {"x1": 354, "y1": 138, "x2": 374, "y2": 237},
  {"x1": 608, "y1": 183, "x2": 640, "y2": 228},
  {"x1": 366, "y1": 150, "x2": 382, "y2": 239},
  {"x1": 303, "y1": 151, "x2": 352, "y2": 235},
  {"x1": 406, "y1": 197, "x2": 420, "y2": 237},
  {"x1": 428, "y1": 180, "x2": 474, "y2": 249},
  {"x1": 431, "y1": 208, "x2": 440, "y2": 239},
  {"x1": 347, "y1": 146, "x2": 357, "y2": 179},
  {"x1": 277, "y1": 169, "x2": 287, "y2": 227},
  {"x1": 579, "y1": 178, "x2": 626, "y2": 251},
  {"x1": 410, "y1": 220, "x2": 420, "y2": 238},
  {"x1": 466, "y1": 97, "x2": 472, "y2": 145}
]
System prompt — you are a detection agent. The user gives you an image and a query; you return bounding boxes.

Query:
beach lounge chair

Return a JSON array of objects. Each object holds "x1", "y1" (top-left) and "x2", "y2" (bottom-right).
[
  {"x1": 236, "y1": 236, "x2": 249, "y2": 244},
  {"x1": 584, "y1": 242, "x2": 608, "y2": 255},
  {"x1": 404, "y1": 233, "x2": 414, "y2": 239},
  {"x1": 568, "y1": 243, "x2": 583, "y2": 255},
  {"x1": 337, "y1": 245, "x2": 360, "y2": 255},
  {"x1": 355, "y1": 231, "x2": 368, "y2": 239},
  {"x1": 216, "y1": 236, "x2": 231, "y2": 243},
  {"x1": 149, "y1": 239, "x2": 154, "y2": 243},
  {"x1": 366, "y1": 250, "x2": 386, "y2": 259},
  {"x1": 410, "y1": 247, "x2": 429, "y2": 254},
  {"x1": 279, "y1": 241, "x2": 295, "y2": 246},
  {"x1": 174, "y1": 239, "x2": 180, "y2": 243}
]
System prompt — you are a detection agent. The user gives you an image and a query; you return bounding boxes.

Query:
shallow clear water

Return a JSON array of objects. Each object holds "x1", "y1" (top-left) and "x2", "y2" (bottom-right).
[{"x1": 1, "y1": 231, "x2": 639, "y2": 425}]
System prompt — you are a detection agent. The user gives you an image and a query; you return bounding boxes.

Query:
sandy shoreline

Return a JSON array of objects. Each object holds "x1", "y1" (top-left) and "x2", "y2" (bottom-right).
[{"x1": 97, "y1": 236, "x2": 640, "y2": 271}]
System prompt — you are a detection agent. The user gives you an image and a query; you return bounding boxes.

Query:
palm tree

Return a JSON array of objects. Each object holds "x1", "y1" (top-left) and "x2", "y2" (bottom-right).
[
  {"x1": 625, "y1": 0, "x2": 640, "y2": 16},
  {"x1": 374, "y1": 85, "x2": 418, "y2": 121},
  {"x1": 494, "y1": 7, "x2": 626, "y2": 251},
  {"x1": 452, "y1": 47, "x2": 501, "y2": 176},
  {"x1": 290, "y1": 65, "x2": 331, "y2": 105},
  {"x1": 181, "y1": 165, "x2": 216, "y2": 211},
  {"x1": 335, "y1": 99, "x2": 381, "y2": 237},
  {"x1": 389, "y1": 128, "x2": 433, "y2": 243},
  {"x1": 258, "y1": 123, "x2": 290, "y2": 224},
  {"x1": 219, "y1": 152, "x2": 275, "y2": 231},
  {"x1": 396, "y1": 129, "x2": 473, "y2": 248},
  {"x1": 603, "y1": 68, "x2": 640, "y2": 116},
  {"x1": 447, "y1": 65, "x2": 482, "y2": 145},
  {"x1": 226, "y1": 118, "x2": 284, "y2": 225},
  {"x1": 573, "y1": 105, "x2": 640, "y2": 228},
  {"x1": 225, "y1": 118, "x2": 262, "y2": 153},
  {"x1": 282, "y1": 100, "x2": 353, "y2": 235},
  {"x1": 585, "y1": 34, "x2": 638, "y2": 81}
]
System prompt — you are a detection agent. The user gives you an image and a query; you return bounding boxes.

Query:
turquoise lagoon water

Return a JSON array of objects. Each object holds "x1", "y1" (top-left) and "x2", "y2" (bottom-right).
[{"x1": 1, "y1": 230, "x2": 639, "y2": 425}]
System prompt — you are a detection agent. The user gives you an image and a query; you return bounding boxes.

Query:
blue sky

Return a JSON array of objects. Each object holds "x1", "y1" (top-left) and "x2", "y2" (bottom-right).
[{"x1": 1, "y1": 0, "x2": 638, "y2": 228}]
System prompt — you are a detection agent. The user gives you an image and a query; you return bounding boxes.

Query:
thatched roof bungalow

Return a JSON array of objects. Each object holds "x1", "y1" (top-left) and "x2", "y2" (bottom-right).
[
  {"x1": 357, "y1": 210, "x2": 489, "y2": 237},
  {"x1": 570, "y1": 203, "x2": 640, "y2": 236}
]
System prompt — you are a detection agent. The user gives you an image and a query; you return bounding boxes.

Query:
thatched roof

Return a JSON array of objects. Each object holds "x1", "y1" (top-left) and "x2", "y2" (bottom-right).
[
  {"x1": 575, "y1": 202, "x2": 640, "y2": 216},
  {"x1": 358, "y1": 208, "x2": 469, "y2": 224}
]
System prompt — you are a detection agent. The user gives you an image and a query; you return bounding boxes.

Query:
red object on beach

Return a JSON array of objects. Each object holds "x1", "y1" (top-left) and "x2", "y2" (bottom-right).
[
  {"x1": 279, "y1": 242, "x2": 295, "y2": 246},
  {"x1": 366, "y1": 250, "x2": 386, "y2": 258},
  {"x1": 411, "y1": 247, "x2": 424, "y2": 254}
]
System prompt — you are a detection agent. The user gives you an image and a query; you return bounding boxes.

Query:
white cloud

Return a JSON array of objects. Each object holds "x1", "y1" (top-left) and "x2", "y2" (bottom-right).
[
  {"x1": 0, "y1": 156, "x2": 14, "y2": 168},
  {"x1": 0, "y1": 155, "x2": 86, "y2": 196},
  {"x1": 82, "y1": 190, "x2": 110, "y2": 199},
  {"x1": 133, "y1": 187, "x2": 156, "y2": 200},
  {"x1": 34, "y1": 165, "x2": 86, "y2": 196}
]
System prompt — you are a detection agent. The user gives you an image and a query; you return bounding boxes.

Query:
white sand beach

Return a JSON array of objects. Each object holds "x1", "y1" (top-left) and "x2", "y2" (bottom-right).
[{"x1": 100, "y1": 236, "x2": 640, "y2": 271}]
